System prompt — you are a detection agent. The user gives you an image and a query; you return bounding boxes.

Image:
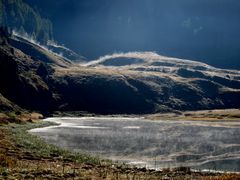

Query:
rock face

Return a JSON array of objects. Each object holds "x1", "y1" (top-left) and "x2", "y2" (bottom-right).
[{"x1": 1, "y1": 29, "x2": 240, "y2": 114}]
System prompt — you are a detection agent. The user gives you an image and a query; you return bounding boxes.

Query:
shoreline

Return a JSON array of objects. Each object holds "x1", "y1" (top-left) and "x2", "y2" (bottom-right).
[
  {"x1": 1, "y1": 109, "x2": 240, "y2": 179},
  {"x1": 30, "y1": 117, "x2": 240, "y2": 174},
  {"x1": 51, "y1": 108, "x2": 240, "y2": 121},
  {"x1": 1, "y1": 123, "x2": 240, "y2": 179}
]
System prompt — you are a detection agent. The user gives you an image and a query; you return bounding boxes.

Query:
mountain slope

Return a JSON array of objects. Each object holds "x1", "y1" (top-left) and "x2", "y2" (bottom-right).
[
  {"x1": 0, "y1": 93, "x2": 19, "y2": 111},
  {"x1": 52, "y1": 52, "x2": 240, "y2": 113},
  {"x1": 0, "y1": 31, "x2": 57, "y2": 113},
  {"x1": 0, "y1": 0, "x2": 52, "y2": 43},
  {"x1": 9, "y1": 32, "x2": 72, "y2": 67},
  {"x1": 1, "y1": 28, "x2": 240, "y2": 114}
]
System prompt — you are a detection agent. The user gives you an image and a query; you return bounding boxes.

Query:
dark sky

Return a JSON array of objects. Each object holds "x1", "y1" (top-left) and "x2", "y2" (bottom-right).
[{"x1": 25, "y1": 0, "x2": 240, "y2": 69}]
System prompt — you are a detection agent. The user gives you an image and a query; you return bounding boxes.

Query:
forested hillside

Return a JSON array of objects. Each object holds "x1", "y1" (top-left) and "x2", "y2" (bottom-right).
[{"x1": 0, "y1": 0, "x2": 52, "y2": 43}]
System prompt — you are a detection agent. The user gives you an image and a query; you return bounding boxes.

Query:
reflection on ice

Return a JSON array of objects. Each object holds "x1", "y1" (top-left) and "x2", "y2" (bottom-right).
[
  {"x1": 30, "y1": 117, "x2": 240, "y2": 172},
  {"x1": 123, "y1": 126, "x2": 141, "y2": 129}
]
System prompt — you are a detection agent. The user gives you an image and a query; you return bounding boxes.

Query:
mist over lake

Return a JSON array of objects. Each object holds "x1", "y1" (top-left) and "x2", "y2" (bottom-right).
[
  {"x1": 1, "y1": 0, "x2": 240, "y2": 178},
  {"x1": 30, "y1": 117, "x2": 240, "y2": 172}
]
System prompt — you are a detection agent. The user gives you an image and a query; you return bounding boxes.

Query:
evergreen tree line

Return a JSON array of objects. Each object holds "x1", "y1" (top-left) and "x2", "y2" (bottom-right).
[{"x1": 0, "y1": 0, "x2": 53, "y2": 44}]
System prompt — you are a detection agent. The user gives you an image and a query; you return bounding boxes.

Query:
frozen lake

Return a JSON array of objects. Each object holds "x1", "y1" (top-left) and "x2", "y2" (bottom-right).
[{"x1": 30, "y1": 117, "x2": 240, "y2": 172}]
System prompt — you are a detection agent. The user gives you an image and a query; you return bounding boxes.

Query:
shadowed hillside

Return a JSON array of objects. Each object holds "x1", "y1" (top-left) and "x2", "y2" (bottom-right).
[
  {"x1": 51, "y1": 52, "x2": 240, "y2": 114},
  {"x1": 0, "y1": 30, "x2": 56, "y2": 113},
  {"x1": 1, "y1": 28, "x2": 240, "y2": 114}
]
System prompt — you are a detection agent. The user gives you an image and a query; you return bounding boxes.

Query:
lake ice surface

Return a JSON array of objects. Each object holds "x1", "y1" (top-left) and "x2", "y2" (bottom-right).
[{"x1": 30, "y1": 117, "x2": 240, "y2": 172}]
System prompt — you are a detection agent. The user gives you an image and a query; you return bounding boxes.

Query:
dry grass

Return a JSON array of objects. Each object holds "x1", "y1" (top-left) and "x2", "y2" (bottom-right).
[
  {"x1": 0, "y1": 111, "x2": 43, "y2": 124},
  {"x1": 148, "y1": 109, "x2": 240, "y2": 121},
  {"x1": 1, "y1": 122, "x2": 239, "y2": 179},
  {"x1": 203, "y1": 174, "x2": 240, "y2": 180}
]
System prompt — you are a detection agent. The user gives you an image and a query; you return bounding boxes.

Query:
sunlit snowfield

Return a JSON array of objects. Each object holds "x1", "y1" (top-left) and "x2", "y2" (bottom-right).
[{"x1": 30, "y1": 117, "x2": 240, "y2": 172}]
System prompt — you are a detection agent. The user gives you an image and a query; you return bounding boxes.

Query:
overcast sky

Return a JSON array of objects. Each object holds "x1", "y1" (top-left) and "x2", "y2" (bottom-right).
[{"x1": 25, "y1": 0, "x2": 240, "y2": 69}]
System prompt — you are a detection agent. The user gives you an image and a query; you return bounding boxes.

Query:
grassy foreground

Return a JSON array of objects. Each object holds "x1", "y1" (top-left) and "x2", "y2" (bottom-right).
[{"x1": 0, "y1": 121, "x2": 240, "y2": 179}]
